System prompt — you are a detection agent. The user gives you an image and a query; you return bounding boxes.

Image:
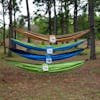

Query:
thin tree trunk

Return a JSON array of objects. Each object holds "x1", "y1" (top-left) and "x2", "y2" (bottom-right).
[
  {"x1": 74, "y1": 0, "x2": 78, "y2": 32},
  {"x1": 74, "y1": 0, "x2": 78, "y2": 43},
  {"x1": 88, "y1": 0, "x2": 96, "y2": 59},
  {"x1": 48, "y1": 1, "x2": 52, "y2": 35},
  {"x1": 64, "y1": 1, "x2": 69, "y2": 34},
  {"x1": 26, "y1": 0, "x2": 31, "y2": 43},
  {"x1": 53, "y1": 0, "x2": 57, "y2": 35},
  {"x1": 60, "y1": 0, "x2": 64, "y2": 35},
  {"x1": 14, "y1": 10, "x2": 16, "y2": 39},
  {"x1": 8, "y1": 0, "x2": 13, "y2": 57},
  {"x1": 13, "y1": 9, "x2": 17, "y2": 48},
  {"x1": 2, "y1": 2, "x2": 6, "y2": 54}
]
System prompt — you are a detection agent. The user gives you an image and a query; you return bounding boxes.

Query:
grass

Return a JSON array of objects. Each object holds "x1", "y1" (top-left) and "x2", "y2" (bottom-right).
[
  {"x1": 0, "y1": 41, "x2": 100, "y2": 100},
  {"x1": 96, "y1": 46, "x2": 100, "y2": 54}
]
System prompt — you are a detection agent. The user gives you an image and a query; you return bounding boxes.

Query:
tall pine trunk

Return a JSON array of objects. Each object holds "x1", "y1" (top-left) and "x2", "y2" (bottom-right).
[
  {"x1": 88, "y1": 0, "x2": 96, "y2": 59},
  {"x1": 13, "y1": 6, "x2": 16, "y2": 40},
  {"x1": 8, "y1": 0, "x2": 13, "y2": 57},
  {"x1": 48, "y1": 1, "x2": 52, "y2": 35},
  {"x1": 64, "y1": 1, "x2": 69, "y2": 34},
  {"x1": 74, "y1": 0, "x2": 78, "y2": 32},
  {"x1": 73, "y1": 0, "x2": 78, "y2": 43},
  {"x1": 60, "y1": 0, "x2": 64, "y2": 35},
  {"x1": 26, "y1": 0, "x2": 31, "y2": 43},
  {"x1": 13, "y1": 7, "x2": 17, "y2": 48},
  {"x1": 53, "y1": 0, "x2": 57, "y2": 35},
  {"x1": 2, "y1": 1, "x2": 6, "y2": 54}
]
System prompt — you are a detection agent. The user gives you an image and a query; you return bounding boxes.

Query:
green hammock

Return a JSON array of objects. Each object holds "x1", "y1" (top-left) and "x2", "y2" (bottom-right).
[{"x1": 10, "y1": 60, "x2": 85, "y2": 73}]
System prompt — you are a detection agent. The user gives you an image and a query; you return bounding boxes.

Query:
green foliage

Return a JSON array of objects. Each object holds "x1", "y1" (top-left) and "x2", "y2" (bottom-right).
[
  {"x1": 0, "y1": 27, "x2": 9, "y2": 43},
  {"x1": 34, "y1": 16, "x2": 48, "y2": 34},
  {"x1": 95, "y1": 0, "x2": 100, "y2": 12},
  {"x1": 0, "y1": 31, "x2": 2, "y2": 43},
  {"x1": 95, "y1": 16, "x2": 100, "y2": 39},
  {"x1": 16, "y1": 15, "x2": 26, "y2": 28},
  {"x1": 77, "y1": 13, "x2": 89, "y2": 31}
]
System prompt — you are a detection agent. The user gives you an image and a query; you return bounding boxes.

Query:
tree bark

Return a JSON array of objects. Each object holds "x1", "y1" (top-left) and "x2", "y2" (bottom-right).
[
  {"x1": 26, "y1": 0, "x2": 31, "y2": 43},
  {"x1": 64, "y1": 1, "x2": 69, "y2": 34},
  {"x1": 53, "y1": 0, "x2": 57, "y2": 35},
  {"x1": 8, "y1": 0, "x2": 13, "y2": 57},
  {"x1": 60, "y1": 0, "x2": 64, "y2": 35},
  {"x1": 48, "y1": 1, "x2": 52, "y2": 35},
  {"x1": 14, "y1": 8, "x2": 16, "y2": 39},
  {"x1": 2, "y1": 2, "x2": 6, "y2": 54},
  {"x1": 13, "y1": 5, "x2": 17, "y2": 49},
  {"x1": 74, "y1": 0, "x2": 78, "y2": 32},
  {"x1": 88, "y1": 0, "x2": 96, "y2": 59}
]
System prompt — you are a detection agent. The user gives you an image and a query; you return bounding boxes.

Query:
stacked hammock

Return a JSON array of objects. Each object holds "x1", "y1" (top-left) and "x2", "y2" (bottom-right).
[
  {"x1": 9, "y1": 34, "x2": 87, "y2": 72},
  {"x1": 11, "y1": 39, "x2": 86, "y2": 52},
  {"x1": 10, "y1": 48, "x2": 84, "y2": 61},
  {"x1": 10, "y1": 60, "x2": 85, "y2": 73},
  {"x1": 14, "y1": 28, "x2": 89, "y2": 42}
]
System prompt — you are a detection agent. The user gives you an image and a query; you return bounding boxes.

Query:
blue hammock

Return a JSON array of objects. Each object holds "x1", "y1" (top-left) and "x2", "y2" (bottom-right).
[
  {"x1": 11, "y1": 39, "x2": 45, "y2": 51},
  {"x1": 11, "y1": 39, "x2": 85, "y2": 52},
  {"x1": 10, "y1": 48, "x2": 84, "y2": 61}
]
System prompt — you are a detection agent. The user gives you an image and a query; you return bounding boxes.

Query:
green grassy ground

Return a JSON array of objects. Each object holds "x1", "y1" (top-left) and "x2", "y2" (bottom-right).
[{"x1": 0, "y1": 41, "x2": 100, "y2": 100}]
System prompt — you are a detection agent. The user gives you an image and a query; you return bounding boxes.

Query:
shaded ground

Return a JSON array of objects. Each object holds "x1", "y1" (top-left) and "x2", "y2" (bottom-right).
[
  {"x1": 0, "y1": 56, "x2": 100, "y2": 100},
  {"x1": 0, "y1": 41, "x2": 100, "y2": 100}
]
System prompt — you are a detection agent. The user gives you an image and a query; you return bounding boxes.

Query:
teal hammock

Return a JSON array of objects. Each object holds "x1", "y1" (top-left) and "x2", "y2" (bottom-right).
[
  {"x1": 11, "y1": 39, "x2": 86, "y2": 52},
  {"x1": 10, "y1": 60, "x2": 85, "y2": 73}
]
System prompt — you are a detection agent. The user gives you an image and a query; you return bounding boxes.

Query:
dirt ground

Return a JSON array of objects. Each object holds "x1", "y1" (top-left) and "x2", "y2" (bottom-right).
[{"x1": 0, "y1": 41, "x2": 100, "y2": 100}]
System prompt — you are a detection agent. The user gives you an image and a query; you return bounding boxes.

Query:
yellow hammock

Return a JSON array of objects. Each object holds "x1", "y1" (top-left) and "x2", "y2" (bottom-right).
[{"x1": 14, "y1": 28, "x2": 89, "y2": 43}]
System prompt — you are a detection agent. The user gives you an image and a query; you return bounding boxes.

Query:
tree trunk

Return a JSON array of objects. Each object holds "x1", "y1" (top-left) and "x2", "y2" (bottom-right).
[
  {"x1": 88, "y1": 0, "x2": 96, "y2": 59},
  {"x1": 13, "y1": 8, "x2": 17, "y2": 49},
  {"x1": 26, "y1": 0, "x2": 31, "y2": 43},
  {"x1": 48, "y1": 1, "x2": 52, "y2": 35},
  {"x1": 14, "y1": 10, "x2": 16, "y2": 39},
  {"x1": 74, "y1": 0, "x2": 78, "y2": 32},
  {"x1": 2, "y1": 2, "x2": 6, "y2": 54},
  {"x1": 74, "y1": 0, "x2": 78, "y2": 43},
  {"x1": 64, "y1": 1, "x2": 69, "y2": 34},
  {"x1": 53, "y1": 0, "x2": 57, "y2": 35},
  {"x1": 60, "y1": 0, "x2": 64, "y2": 35},
  {"x1": 8, "y1": 0, "x2": 13, "y2": 57}
]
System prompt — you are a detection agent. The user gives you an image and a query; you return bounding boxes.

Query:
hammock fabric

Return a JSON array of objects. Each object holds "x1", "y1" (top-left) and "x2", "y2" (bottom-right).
[
  {"x1": 56, "y1": 30, "x2": 89, "y2": 42},
  {"x1": 11, "y1": 38, "x2": 85, "y2": 48},
  {"x1": 10, "y1": 48, "x2": 84, "y2": 61},
  {"x1": 14, "y1": 28, "x2": 49, "y2": 42},
  {"x1": 10, "y1": 60, "x2": 85, "y2": 73},
  {"x1": 56, "y1": 30, "x2": 89, "y2": 39},
  {"x1": 11, "y1": 39, "x2": 86, "y2": 52},
  {"x1": 11, "y1": 39, "x2": 45, "y2": 51},
  {"x1": 14, "y1": 28, "x2": 89, "y2": 42}
]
